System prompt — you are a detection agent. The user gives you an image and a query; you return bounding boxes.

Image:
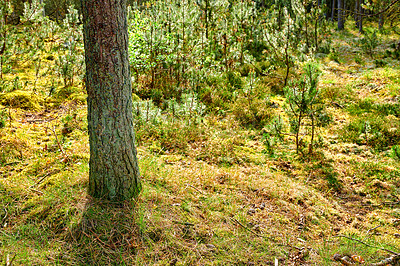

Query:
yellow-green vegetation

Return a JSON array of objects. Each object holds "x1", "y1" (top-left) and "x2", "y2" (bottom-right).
[{"x1": 1, "y1": 3, "x2": 400, "y2": 265}]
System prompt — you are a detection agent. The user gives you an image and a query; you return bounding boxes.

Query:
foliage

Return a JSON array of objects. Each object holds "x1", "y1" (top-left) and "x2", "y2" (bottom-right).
[
  {"x1": 284, "y1": 62, "x2": 323, "y2": 154},
  {"x1": 359, "y1": 29, "x2": 379, "y2": 57}
]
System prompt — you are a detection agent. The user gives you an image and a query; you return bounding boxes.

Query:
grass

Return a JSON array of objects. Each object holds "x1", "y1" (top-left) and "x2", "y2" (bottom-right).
[{"x1": 1, "y1": 20, "x2": 400, "y2": 265}]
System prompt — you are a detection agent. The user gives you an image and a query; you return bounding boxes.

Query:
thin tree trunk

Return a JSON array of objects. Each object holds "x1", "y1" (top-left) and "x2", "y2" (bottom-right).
[
  {"x1": 358, "y1": 0, "x2": 363, "y2": 33},
  {"x1": 355, "y1": 0, "x2": 359, "y2": 27},
  {"x1": 337, "y1": 0, "x2": 344, "y2": 30},
  {"x1": 379, "y1": 13, "x2": 384, "y2": 30},
  {"x1": 81, "y1": 0, "x2": 141, "y2": 201},
  {"x1": 331, "y1": 0, "x2": 335, "y2": 21}
]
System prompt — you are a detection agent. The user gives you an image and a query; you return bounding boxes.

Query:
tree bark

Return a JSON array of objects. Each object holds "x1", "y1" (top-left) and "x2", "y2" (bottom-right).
[
  {"x1": 358, "y1": 0, "x2": 363, "y2": 33},
  {"x1": 81, "y1": 0, "x2": 141, "y2": 201},
  {"x1": 337, "y1": 0, "x2": 344, "y2": 30}
]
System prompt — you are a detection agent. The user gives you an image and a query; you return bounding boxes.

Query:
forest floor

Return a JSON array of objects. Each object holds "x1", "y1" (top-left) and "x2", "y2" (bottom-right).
[{"x1": 1, "y1": 23, "x2": 400, "y2": 265}]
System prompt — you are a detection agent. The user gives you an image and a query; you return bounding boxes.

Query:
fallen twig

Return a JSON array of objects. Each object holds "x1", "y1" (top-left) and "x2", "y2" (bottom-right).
[
  {"x1": 334, "y1": 235, "x2": 399, "y2": 255},
  {"x1": 49, "y1": 126, "x2": 69, "y2": 161},
  {"x1": 186, "y1": 184, "x2": 207, "y2": 195},
  {"x1": 362, "y1": 225, "x2": 382, "y2": 242},
  {"x1": 172, "y1": 220, "x2": 195, "y2": 226},
  {"x1": 6, "y1": 253, "x2": 16, "y2": 266},
  {"x1": 231, "y1": 217, "x2": 262, "y2": 237},
  {"x1": 371, "y1": 254, "x2": 400, "y2": 266},
  {"x1": 362, "y1": 201, "x2": 400, "y2": 208}
]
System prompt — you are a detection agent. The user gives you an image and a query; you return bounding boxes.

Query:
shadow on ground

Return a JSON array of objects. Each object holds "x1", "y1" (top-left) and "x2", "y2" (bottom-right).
[{"x1": 61, "y1": 197, "x2": 141, "y2": 265}]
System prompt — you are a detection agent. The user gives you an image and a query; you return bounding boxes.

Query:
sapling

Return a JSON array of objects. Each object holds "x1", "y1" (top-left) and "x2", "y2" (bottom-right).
[{"x1": 284, "y1": 62, "x2": 322, "y2": 155}]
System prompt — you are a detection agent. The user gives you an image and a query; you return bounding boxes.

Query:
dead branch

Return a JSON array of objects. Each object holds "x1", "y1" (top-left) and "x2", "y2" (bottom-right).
[
  {"x1": 334, "y1": 235, "x2": 399, "y2": 255},
  {"x1": 362, "y1": 225, "x2": 382, "y2": 241},
  {"x1": 371, "y1": 254, "x2": 400, "y2": 266},
  {"x1": 231, "y1": 217, "x2": 262, "y2": 237}
]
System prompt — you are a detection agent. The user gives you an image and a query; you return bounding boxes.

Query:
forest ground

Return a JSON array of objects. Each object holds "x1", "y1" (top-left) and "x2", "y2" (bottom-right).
[{"x1": 1, "y1": 21, "x2": 400, "y2": 265}]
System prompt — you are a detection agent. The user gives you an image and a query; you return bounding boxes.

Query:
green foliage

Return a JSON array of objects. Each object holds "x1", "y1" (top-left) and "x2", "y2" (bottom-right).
[
  {"x1": 374, "y1": 59, "x2": 387, "y2": 67},
  {"x1": 133, "y1": 95, "x2": 206, "y2": 153},
  {"x1": 262, "y1": 115, "x2": 285, "y2": 156},
  {"x1": 0, "y1": 109, "x2": 7, "y2": 128},
  {"x1": 342, "y1": 115, "x2": 400, "y2": 151},
  {"x1": 284, "y1": 62, "x2": 323, "y2": 154},
  {"x1": 359, "y1": 30, "x2": 379, "y2": 57},
  {"x1": 392, "y1": 145, "x2": 400, "y2": 160}
]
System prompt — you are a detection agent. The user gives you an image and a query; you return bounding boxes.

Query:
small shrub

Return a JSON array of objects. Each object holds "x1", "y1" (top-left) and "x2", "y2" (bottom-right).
[
  {"x1": 328, "y1": 50, "x2": 340, "y2": 63},
  {"x1": 392, "y1": 145, "x2": 400, "y2": 161},
  {"x1": 341, "y1": 115, "x2": 400, "y2": 151},
  {"x1": 0, "y1": 110, "x2": 8, "y2": 128},
  {"x1": 374, "y1": 59, "x2": 387, "y2": 68},
  {"x1": 354, "y1": 55, "x2": 363, "y2": 64},
  {"x1": 231, "y1": 96, "x2": 272, "y2": 129},
  {"x1": 359, "y1": 30, "x2": 379, "y2": 57}
]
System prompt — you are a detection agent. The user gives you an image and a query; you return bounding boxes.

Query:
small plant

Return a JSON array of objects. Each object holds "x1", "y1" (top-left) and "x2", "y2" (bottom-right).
[
  {"x1": 392, "y1": 145, "x2": 400, "y2": 161},
  {"x1": 262, "y1": 115, "x2": 284, "y2": 156},
  {"x1": 328, "y1": 49, "x2": 340, "y2": 63},
  {"x1": 354, "y1": 55, "x2": 362, "y2": 64},
  {"x1": 284, "y1": 62, "x2": 322, "y2": 154},
  {"x1": 374, "y1": 59, "x2": 387, "y2": 67},
  {"x1": 0, "y1": 109, "x2": 7, "y2": 128},
  {"x1": 359, "y1": 30, "x2": 379, "y2": 57}
]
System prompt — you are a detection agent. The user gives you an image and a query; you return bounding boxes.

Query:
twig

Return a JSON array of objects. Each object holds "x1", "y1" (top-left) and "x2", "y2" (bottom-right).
[
  {"x1": 172, "y1": 220, "x2": 195, "y2": 226},
  {"x1": 2, "y1": 203, "x2": 9, "y2": 224},
  {"x1": 50, "y1": 126, "x2": 69, "y2": 159},
  {"x1": 31, "y1": 169, "x2": 61, "y2": 187},
  {"x1": 231, "y1": 217, "x2": 262, "y2": 237},
  {"x1": 334, "y1": 235, "x2": 399, "y2": 255},
  {"x1": 363, "y1": 201, "x2": 400, "y2": 208},
  {"x1": 6, "y1": 253, "x2": 16, "y2": 266},
  {"x1": 362, "y1": 225, "x2": 382, "y2": 241},
  {"x1": 186, "y1": 184, "x2": 207, "y2": 195},
  {"x1": 371, "y1": 254, "x2": 400, "y2": 266},
  {"x1": 3, "y1": 161, "x2": 20, "y2": 166}
]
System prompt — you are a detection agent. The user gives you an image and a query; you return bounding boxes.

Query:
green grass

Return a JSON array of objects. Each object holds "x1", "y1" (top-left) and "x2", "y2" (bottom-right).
[{"x1": 1, "y1": 20, "x2": 400, "y2": 265}]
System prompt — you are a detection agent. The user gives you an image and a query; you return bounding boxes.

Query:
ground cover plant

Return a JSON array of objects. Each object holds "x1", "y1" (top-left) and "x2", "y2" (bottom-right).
[{"x1": 1, "y1": 0, "x2": 400, "y2": 265}]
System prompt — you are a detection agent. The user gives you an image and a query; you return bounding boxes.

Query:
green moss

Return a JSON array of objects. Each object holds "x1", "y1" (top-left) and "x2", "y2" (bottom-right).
[
  {"x1": 0, "y1": 90, "x2": 43, "y2": 110},
  {"x1": 68, "y1": 92, "x2": 87, "y2": 104},
  {"x1": 54, "y1": 86, "x2": 80, "y2": 100}
]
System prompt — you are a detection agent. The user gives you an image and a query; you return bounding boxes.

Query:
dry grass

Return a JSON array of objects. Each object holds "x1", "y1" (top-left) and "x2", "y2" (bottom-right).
[{"x1": 1, "y1": 21, "x2": 400, "y2": 265}]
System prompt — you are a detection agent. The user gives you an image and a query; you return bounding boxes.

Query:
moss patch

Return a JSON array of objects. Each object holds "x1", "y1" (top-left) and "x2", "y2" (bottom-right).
[{"x1": 0, "y1": 90, "x2": 44, "y2": 110}]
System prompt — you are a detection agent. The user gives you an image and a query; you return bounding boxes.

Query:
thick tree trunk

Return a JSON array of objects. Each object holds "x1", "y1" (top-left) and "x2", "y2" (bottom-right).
[
  {"x1": 81, "y1": 0, "x2": 141, "y2": 201},
  {"x1": 337, "y1": 0, "x2": 344, "y2": 30}
]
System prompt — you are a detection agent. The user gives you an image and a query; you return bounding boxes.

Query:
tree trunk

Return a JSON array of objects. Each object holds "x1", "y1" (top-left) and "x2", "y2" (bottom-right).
[
  {"x1": 355, "y1": 0, "x2": 359, "y2": 28},
  {"x1": 331, "y1": 0, "x2": 335, "y2": 21},
  {"x1": 379, "y1": 13, "x2": 384, "y2": 30},
  {"x1": 358, "y1": 0, "x2": 363, "y2": 33},
  {"x1": 81, "y1": 0, "x2": 141, "y2": 201},
  {"x1": 337, "y1": 0, "x2": 344, "y2": 30}
]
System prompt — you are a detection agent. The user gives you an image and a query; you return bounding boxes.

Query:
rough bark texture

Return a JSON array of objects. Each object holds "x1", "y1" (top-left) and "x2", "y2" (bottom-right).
[{"x1": 81, "y1": 0, "x2": 141, "y2": 201}]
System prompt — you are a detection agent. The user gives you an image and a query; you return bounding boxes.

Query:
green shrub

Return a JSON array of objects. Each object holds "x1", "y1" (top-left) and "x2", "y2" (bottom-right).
[
  {"x1": 232, "y1": 96, "x2": 272, "y2": 129},
  {"x1": 374, "y1": 59, "x2": 387, "y2": 68},
  {"x1": 0, "y1": 110, "x2": 8, "y2": 129},
  {"x1": 392, "y1": 145, "x2": 400, "y2": 161},
  {"x1": 359, "y1": 30, "x2": 379, "y2": 57},
  {"x1": 341, "y1": 115, "x2": 400, "y2": 151}
]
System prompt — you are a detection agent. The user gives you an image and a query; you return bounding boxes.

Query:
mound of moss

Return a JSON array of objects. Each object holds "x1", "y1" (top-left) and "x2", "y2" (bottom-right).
[{"x1": 0, "y1": 90, "x2": 44, "y2": 110}]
